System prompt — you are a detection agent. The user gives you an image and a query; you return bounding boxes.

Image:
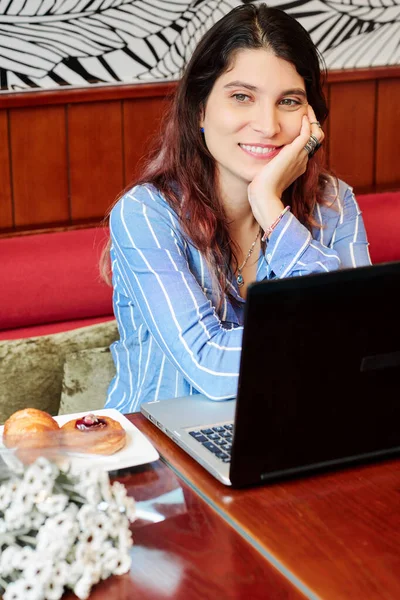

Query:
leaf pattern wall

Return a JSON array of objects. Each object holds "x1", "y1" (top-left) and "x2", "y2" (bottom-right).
[{"x1": 0, "y1": 0, "x2": 399, "y2": 92}]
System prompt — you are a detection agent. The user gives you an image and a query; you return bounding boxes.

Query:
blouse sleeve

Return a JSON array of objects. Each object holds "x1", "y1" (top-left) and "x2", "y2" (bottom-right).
[
  {"x1": 264, "y1": 184, "x2": 372, "y2": 278},
  {"x1": 110, "y1": 186, "x2": 242, "y2": 401}
]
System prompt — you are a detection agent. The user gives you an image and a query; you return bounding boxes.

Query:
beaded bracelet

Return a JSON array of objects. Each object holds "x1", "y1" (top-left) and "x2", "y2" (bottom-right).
[{"x1": 261, "y1": 205, "x2": 291, "y2": 243}]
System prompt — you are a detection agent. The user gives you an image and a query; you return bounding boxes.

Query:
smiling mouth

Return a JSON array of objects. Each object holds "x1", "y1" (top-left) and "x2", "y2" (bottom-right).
[{"x1": 239, "y1": 143, "x2": 282, "y2": 155}]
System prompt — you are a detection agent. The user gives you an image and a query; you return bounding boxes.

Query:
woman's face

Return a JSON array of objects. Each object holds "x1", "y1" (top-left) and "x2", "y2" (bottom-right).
[{"x1": 200, "y1": 48, "x2": 308, "y2": 196}]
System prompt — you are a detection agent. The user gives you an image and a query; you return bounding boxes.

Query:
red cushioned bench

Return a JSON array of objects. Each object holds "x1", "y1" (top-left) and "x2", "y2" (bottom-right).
[
  {"x1": 356, "y1": 191, "x2": 400, "y2": 265},
  {"x1": 0, "y1": 227, "x2": 114, "y2": 341}
]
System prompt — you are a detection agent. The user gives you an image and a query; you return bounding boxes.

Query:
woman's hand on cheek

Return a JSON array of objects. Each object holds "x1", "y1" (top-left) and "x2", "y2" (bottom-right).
[
  {"x1": 276, "y1": 105, "x2": 325, "y2": 193},
  {"x1": 247, "y1": 114, "x2": 311, "y2": 229}
]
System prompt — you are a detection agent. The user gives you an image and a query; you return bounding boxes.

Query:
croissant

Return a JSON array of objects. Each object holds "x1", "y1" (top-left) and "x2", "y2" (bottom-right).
[
  {"x1": 3, "y1": 408, "x2": 60, "y2": 453},
  {"x1": 61, "y1": 413, "x2": 126, "y2": 455}
]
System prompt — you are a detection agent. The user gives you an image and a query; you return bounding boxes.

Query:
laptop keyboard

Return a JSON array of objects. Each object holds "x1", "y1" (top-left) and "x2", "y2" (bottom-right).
[{"x1": 188, "y1": 423, "x2": 234, "y2": 463}]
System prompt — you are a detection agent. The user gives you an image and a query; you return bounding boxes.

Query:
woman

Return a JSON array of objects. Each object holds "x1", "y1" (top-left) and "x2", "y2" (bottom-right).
[{"x1": 103, "y1": 3, "x2": 371, "y2": 413}]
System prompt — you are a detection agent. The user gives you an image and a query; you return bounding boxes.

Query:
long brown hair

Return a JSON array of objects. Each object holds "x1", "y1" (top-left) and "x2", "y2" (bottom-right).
[{"x1": 102, "y1": 3, "x2": 332, "y2": 306}]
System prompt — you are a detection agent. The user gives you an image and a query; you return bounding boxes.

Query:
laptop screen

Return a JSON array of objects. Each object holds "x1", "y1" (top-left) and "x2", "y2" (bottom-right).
[{"x1": 230, "y1": 262, "x2": 400, "y2": 486}]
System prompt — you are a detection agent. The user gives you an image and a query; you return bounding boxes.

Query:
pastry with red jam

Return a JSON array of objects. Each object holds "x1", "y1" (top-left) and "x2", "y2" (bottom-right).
[{"x1": 61, "y1": 413, "x2": 126, "y2": 455}]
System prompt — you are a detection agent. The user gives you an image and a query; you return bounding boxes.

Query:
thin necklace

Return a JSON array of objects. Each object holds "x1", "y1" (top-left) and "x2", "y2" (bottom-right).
[{"x1": 236, "y1": 227, "x2": 261, "y2": 288}]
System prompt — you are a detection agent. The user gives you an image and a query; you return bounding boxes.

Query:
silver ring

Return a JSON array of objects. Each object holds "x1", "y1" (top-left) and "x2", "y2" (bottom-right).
[
  {"x1": 304, "y1": 135, "x2": 321, "y2": 158},
  {"x1": 310, "y1": 121, "x2": 322, "y2": 128},
  {"x1": 303, "y1": 136, "x2": 318, "y2": 155}
]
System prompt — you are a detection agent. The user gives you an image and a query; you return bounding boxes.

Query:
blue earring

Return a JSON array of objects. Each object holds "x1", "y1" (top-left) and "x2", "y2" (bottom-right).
[{"x1": 200, "y1": 127, "x2": 204, "y2": 133}]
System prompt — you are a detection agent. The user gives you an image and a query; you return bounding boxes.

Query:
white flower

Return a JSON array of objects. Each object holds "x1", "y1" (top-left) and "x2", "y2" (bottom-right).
[
  {"x1": 110, "y1": 483, "x2": 136, "y2": 522},
  {"x1": 116, "y1": 526, "x2": 133, "y2": 551},
  {"x1": 23, "y1": 556, "x2": 54, "y2": 586},
  {"x1": 96, "y1": 539, "x2": 113, "y2": 560},
  {"x1": 36, "y1": 493, "x2": 68, "y2": 516},
  {"x1": 36, "y1": 535, "x2": 72, "y2": 562},
  {"x1": 91, "y1": 510, "x2": 113, "y2": 541},
  {"x1": 4, "y1": 503, "x2": 31, "y2": 529},
  {"x1": 73, "y1": 562, "x2": 102, "y2": 599},
  {"x1": 74, "y1": 540, "x2": 100, "y2": 566},
  {"x1": 0, "y1": 545, "x2": 20, "y2": 576},
  {"x1": 69, "y1": 466, "x2": 107, "y2": 500},
  {"x1": 27, "y1": 457, "x2": 59, "y2": 481},
  {"x1": 17, "y1": 458, "x2": 58, "y2": 509},
  {"x1": 30, "y1": 511, "x2": 46, "y2": 530},
  {"x1": 0, "y1": 456, "x2": 135, "y2": 600},
  {"x1": 77, "y1": 533, "x2": 104, "y2": 555},
  {"x1": 11, "y1": 545, "x2": 35, "y2": 571},
  {"x1": 4, "y1": 506, "x2": 40, "y2": 533},
  {"x1": 99, "y1": 478, "x2": 114, "y2": 504},
  {"x1": 100, "y1": 503, "x2": 124, "y2": 529},
  {"x1": 80, "y1": 483, "x2": 102, "y2": 506},
  {"x1": 96, "y1": 541, "x2": 122, "y2": 578},
  {"x1": 123, "y1": 497, "x2": 136, "y2": 522},
  {"x1": 63, "y1": 557, "x2": 85, "y2": 587},
  {"x1": 40, "y1": 503, "x2": 78, "y2": 531},
  {"x1": 36, "y1": 507, "x2": 79, "y2": 559},
  {"x1": 3, "y1": 577, "x2": 44, "y2": 600},
  {"x1": 43, "y1": 579, "x2": 65, "y2": 600},
  {"x1": 76, "y1": 504, "x2": 97, "y2": 531},
  {"x1": 98, "y1": 544, "x2": 131, "y2": 577},
  {"x1": 113, "y1": 551, "x2": 131, "y2": 576},
  {"x1": 22, "y1": 473, "x2": 52, "y2": 498},
  {"x1": 50, "y1": 559, "x2": 69, "y2": 587},
  {"x1": 73, "y1": 574, "x2": 93, "y2": 600},
  {"x1": 76, "y1": 503, "x2": 109, "y2": 539},
  {"x1": 0, "y1": 481, "x2": 17, "y2": 511},
  {"x1": 78, "y1": 496, "x2": 126, "y2": 540},
  {"x1": 110, "y1": 481, "x2": 128, "y2": 504},
  {"x1": 15, "y1": 489, "x2": 35, "y2": 513},
  {"x1": 71, "y1": 466, "x2": 119, "y2": 508}
]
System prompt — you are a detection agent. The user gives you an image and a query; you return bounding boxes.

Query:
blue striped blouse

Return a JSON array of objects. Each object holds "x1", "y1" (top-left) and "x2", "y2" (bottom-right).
[{"x1": 105, "y1": 178, "x2": 371, "y2": 413}]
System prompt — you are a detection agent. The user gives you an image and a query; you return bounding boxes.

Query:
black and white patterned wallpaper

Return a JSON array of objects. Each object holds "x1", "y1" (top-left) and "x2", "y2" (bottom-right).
[{"x1": 0, "y1": 0, "x2": 399, "y2": 92}]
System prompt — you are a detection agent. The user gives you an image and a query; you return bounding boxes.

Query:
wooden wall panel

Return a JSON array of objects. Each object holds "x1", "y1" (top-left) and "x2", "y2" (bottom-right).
[
  {"x1": 375, "y1": 79, "x2": 400, "y2": 190},
  {"x1": 68, "y1": 101, "x2": 124, "y2": 221},
  {"x1": 9, "y1": 106, "x2": 69, "y2": 227},
  {"x1": 1, "y1": 68, "x2": 399, "y2": 236},
  {"x1": 0, "y1": 110, "x2": 12, "y2": 229},
  {"x1": 328, "y1": 81, "x2": 376, "y2": 192},
  {"x1": 123, "y1": 96, "x2": 169, "y2": 185}
]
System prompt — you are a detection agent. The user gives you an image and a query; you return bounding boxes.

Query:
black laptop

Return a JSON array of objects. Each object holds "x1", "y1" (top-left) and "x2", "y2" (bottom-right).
[{"x1": 141, "y1": 261, "x2": 400, "y2": 486}]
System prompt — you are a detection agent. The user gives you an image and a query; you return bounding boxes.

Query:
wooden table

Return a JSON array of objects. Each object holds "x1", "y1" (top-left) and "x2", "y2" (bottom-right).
[
  {"x1": 133, "y1": 414, "x2": 400, "y2": 600},
  {"x1": 67, "y1": 413, "x2": 400, "y2": 599}
]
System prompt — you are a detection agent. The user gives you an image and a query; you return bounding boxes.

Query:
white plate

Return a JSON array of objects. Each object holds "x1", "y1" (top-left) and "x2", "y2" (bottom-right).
[{"x1": 0, "y1": 408, "x2": 159, "y2": 472}]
